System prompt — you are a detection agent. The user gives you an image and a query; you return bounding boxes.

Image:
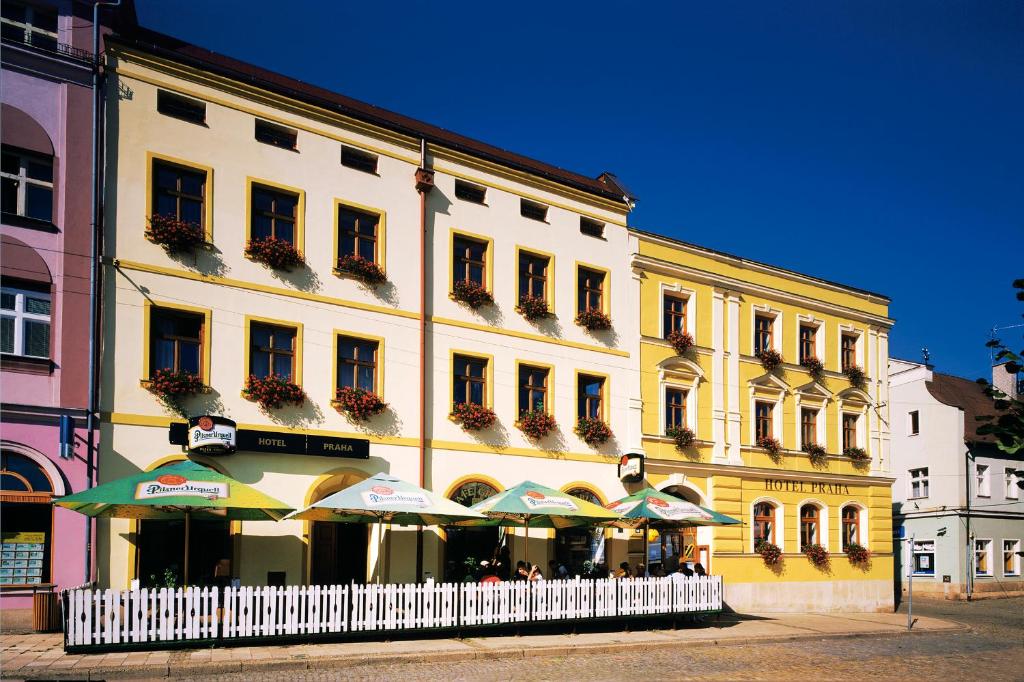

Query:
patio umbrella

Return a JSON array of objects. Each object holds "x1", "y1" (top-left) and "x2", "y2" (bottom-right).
[
  {"x1": 54, "y1": 459, "x2": 293, "y2": 585},
  {"x1": 461, "y1": 481, "x2": 622, "y2": 569},
  {"x1": 283, "y1": 472, "x2": 487, "y2": 583}
]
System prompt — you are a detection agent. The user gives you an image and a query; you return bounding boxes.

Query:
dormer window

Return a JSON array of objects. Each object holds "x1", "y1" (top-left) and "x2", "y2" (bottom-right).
[
  {"x1": 255, "y1": 119, "x2": 297, "y2": 150},
  {"x1": 340, "y1": 145, "x2": 378, "y2": 174},
  {"x1": 157, "y1": 90, "x2": 206, "y2": 125},
  {"x1": 580, "y1": 217, "x2": 604, "y2": 239},
  {"x1": 520, "y1": 199, "x2": 548, "y2": 221},
  {"x1": 454, "y1": 180, "x2": 486, "y2": 204}
]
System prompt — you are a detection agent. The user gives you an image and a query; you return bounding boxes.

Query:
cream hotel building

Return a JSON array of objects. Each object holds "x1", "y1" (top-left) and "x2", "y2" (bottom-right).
[{"x1": 97, "y1": 27, "x2": 895, "y2": 612}]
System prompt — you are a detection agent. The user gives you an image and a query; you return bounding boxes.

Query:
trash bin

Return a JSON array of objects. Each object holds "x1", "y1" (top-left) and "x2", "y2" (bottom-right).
[{"x1": 32, "y1": 585, "x2": 60, "y2": 633}]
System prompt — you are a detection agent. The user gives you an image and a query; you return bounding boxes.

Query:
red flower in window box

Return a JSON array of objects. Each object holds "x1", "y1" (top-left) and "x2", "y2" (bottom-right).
[
  {"x1": 801, "y1": 355, "x2": 825, "y2": 380},
  {"x1": 450, "y1": 402, "x2": 497, "y2": 431},
  {"x1": 336, "y1": 254, "x2": 387, "y2": 286},
  {"x1": 844, "y1": 446, "x2": 869, "y2": 462},
  {"x1": 844, "y1": 365, "x2": 866, "y2": 389},
  {"x1": 333, "y1": 386, "x2": 387, "y2": 421},
  {"x1": 757, "y1": 435, "x2": 782, "y2": 458},
  {"x1": 243, "y1": 374, "x2": 305, "y2": 410},
  {"x1": 666, "y1": 425, "x2": 696, "y2": 449},
  {"x1": 575, "y1": 417, "x2": 612, "y2": 446},
  {"x1": 145, "y1": 369, "x2": 206, "y2": 398},
  {"x1": 802, "y1": 442, "x2": 828, "y2": 465},
  {"x1": 516, "y1": 410, "x2": 557, "y2": 440},
  {"x1": 575, "y1": 308, "x2": 612, "y2": 331},
  {"x1": 756, "y1": 348, "x2": 784, "y2": 371},
  {"x1": 667, "y1": 329, "x2": 694, "y2": 355},
  {"x1": 755, "y1": 540, "x2": 783, "y2": 567},
  {"x1": 145, "y1": 214, "x2": 205, "y2": 252},
  {"x1": 245, "y1": 236, "x2": 305, "y2": 270},
  {"x1": 451, "y1": 280, "x2": 494, "y2": 308},
  {"x1": 803, "y1": 543, "x2": 830, "y2": 568},
  {"x1": 845, "y1": 542, "x2": 871, "y2": 566},
  {"x1": 516, "y1": 294, "x2": 551, "y2": 321}
]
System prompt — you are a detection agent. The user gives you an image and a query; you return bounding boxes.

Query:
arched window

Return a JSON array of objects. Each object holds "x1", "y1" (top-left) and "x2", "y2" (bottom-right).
[
  {"x1": 446, "y1": 480, "x2": 500, "y2": 582},
  {"x1": 565, "y1": 487, "x2": 601, "y2": 506},
  {"x1": 800, "y1": 504, "x2": 820, "y2": 549},
  {"x1": 841, "y1": 505, "x2": 860, "y2": 551},
  {"x1": 753, "y1": 502, "x2": 776, "y2": 547},
  {"x1": 0, "y1": 451, "x2": 54, "y2": 586},
  {"x1": 449, "y1": 480, "x2": 498, "y2": 507}
]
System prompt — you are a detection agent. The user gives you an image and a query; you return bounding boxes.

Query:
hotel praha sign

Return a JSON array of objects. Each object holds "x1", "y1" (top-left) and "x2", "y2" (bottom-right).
[
  {"x1": 764, "y1": 478, "x2": 851, "y2": 496},
  {"x1": 169, "y1": 419, "x2": 369, "y2": 459}
]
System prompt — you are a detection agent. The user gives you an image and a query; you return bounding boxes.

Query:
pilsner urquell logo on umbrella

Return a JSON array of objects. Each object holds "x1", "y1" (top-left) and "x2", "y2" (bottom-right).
[
  {"x1": 135, "y1": 474, "x2": 229, "y2": 500},
  {"x1": 519, "y1": 489, "x2": 579, "y2": 511},
  {"x1": 360, "y1": 485, "x2": 430, "y2": 508}
]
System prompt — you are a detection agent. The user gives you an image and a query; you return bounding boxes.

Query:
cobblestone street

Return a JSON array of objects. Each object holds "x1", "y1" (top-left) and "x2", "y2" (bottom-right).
[{"x1": 166, "y1": 598, "x2": 1024, "y2": 682}]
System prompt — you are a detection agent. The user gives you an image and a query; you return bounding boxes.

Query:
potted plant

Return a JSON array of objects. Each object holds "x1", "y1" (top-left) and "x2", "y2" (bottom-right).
[
  {"x1": 336, "y1": 254, "x2": 387, "y2": 286},
  {"x1": 516, "y1": 410, "x2": 557, "y2": 439},
  {"x1": 451, "y1": 280, "x2": 494, "y2": 308},
  {"x1": 757, "y1": 435, "x2": 782, "y2": 459},
  {"x1": 666, "y1": 424, "x2": 696, "y2": 449},
  {"x1": 756, "y1": 348, "x2": 784, "y2": 371},
  {"x1": 803, "y1": 543, "x2": 830, "y2": 568},
  {"x1": 333, "y1": 386, "x2": 387, "y2": 421},
  {"x1": 844, "y1": 446, "x2": 869, "y2": 462},
  {"x1": 516, "y1": 294, "x2": 550, "y2": 321},
  {"x1": 667, "y1": 329, "x2": 694, "y2": 355},
  {"x1": 245, "y1": 236, "x2": 305, "y2": 270},
  {"x1": 449, "y1": 402, "x2": 497, "y2": 431},
  {"x1": 844, "y1": 365, "x2": 866, "y2": 389},
  {"x1": 575, "y1": 308, "x2": 612, "y2": 331},
  {"x1": 845, "y1": 542, "x2": 871, "y2": 566},
  {"x1": 243, "y1": 374, "x2": 305, "y2": 410},
  {"x1": 144, "y1": 368, "x2": 206, "y2": 399},
  {"x1": 575, "y1": 416, "x2": 612, "y2": 446},
  {"x1": 801, "y1": 356, "x2": 825, "y2": 380},
  {"x1": 755, "y1": 540, "x2": 782, "y2": 567},
  {"x1": 145, "y1": 214, "x2": 205, "y2": 252},
  {"x1": 802, "y1": 442, "x2": 827, "y2": 465}
]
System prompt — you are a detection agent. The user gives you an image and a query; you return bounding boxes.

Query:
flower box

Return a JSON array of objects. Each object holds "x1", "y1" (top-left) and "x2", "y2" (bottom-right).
[
  {"x1": 803, "y1": 543, "x2": 830, "y2": 568},
  {"x1": 575, "y1": 417, "x2": 612, "y2": 446},
  {"x1": 516, "y1": 410, "x2": 557, "y2": 440},
  {"x1": 145, "y1": 214, "x2": 205, "y2": 252},
  {"x1": 845, "y1": 542, "x2": 871, "y2": 566},
  {"x1": 844, "y1": 365, "x2": 866, "y2": 389},
  {"x1": 451, "y1": 280, "x2": 494, "y2": 308},
  {"x1": 844, "y1": 446, "x2": 869, "y2": 462},
  {"x1": 575, "y1": 308, "x2": 612, "y2": 331},
  {"x1": 802, "y1": 442, "x2": 827, "y2": 465},
  {"x1": 245, "y1": 236, "x2": 305, "y2": 270},
  {"x1": 336, "y1": 254, "x2": 386, "y2": 286},
  {"x1": 243, "y1": 374, "x2": 305, "y2": 410},
  {"x1": 755, "y1": 541, "x2": 782, "y2": 567},
  {"x1": 756, "y1": 348, "x2": 784, "y2": 371},
  {"x1": 667, "y1": 329, "x2": 694, "y2": 355},
  {"x1": 666, "y1": 425, "x2": 696, "y2": 449},
  {"x1": 333, "y1": 386, "x2": 387, "y2": 421},
  {"x1": 145, "y1": 369, "x2": 206, "y2": 398},
  {"x1": 801, "y1": 356, "x2": 824, "y2": 380},
  {"x1": 449, "y1": 402, "x2": 497, "y2": 431},
  {"x1": 757, "y1": 435, "x2": 782, "y2": 458},
  {"x1": 516, "y1": 294, "x2": 551, "y2": 321}
]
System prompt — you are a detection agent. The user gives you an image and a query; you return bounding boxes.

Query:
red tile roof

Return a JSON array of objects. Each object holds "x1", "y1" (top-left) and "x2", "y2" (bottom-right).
[{"x1": 925, "y1": 372, "x2": 1003, "y2": 444}]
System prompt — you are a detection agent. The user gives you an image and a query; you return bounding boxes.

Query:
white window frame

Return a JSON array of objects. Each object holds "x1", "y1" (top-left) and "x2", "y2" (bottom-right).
[
  {"x1": 0, "y1": 2, "x2": 58, "y2": 48},
  {"x1": 1, "y1": 285, "x2": 51, "y2": 358},
  {"x1": 1005, "y1": 467, "x2": 1019, "y2": 500},
  {"x1": 750, "y1": 303, "x2": 783, "y2": 355},
  {"x1": 836, "y1": 324, "x2": 864, "y2": 370},
  {"x1": 795, "y1": 313, "x2": 826, "y2": 365},
  {"x1": 1003, "y1": 539, "x2": 1021, "y2": 577},
  {"x1": 908, "y1": 467, "x2": 929, "y2": 500},
  {"x1": 839, "y1": 410, "x2": 864, "y2": 451},
  {"x1": 659, "y1": 282, "x2": 697, "y2": 340},
  {"x1": 975, "y1": 538, "x2": 993, "y2": 577},
  {"x1": 908, "y1": 410, "x2": 920, "y2": 436},
  {"x1": 796, "y1": 499, "x2": 829, "y2": 552},
  {"x1": 976, "y1": 463, "x2": 991, "y2": 498},
  {"x1": 661, "y1": 381, "x2": 697, "y2": 436},
  {"x1": 749, "y1": 497, "x2": 785, "y2": 553},
  {"x1": 796, "y1": 403, "x2": 826, "y2": 450},
  {"x1": 749, "y1": 394, "x2": 783, "y2": 444},
  {"x1": 911, "y1": 538, "x2": 935, "y2": 576},
  {"x1": 1, "y1": 147, "x2": 54, "y2": 220},
  {"x1": 838, "y1": 502, "x2": 868, "y2": 552}
]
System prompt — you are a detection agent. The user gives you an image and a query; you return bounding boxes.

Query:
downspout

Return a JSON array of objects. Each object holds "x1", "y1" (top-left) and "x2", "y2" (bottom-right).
[
  {"x1": 414, "y1": 140, "x2": 434, "y2": 581},
  {"x1": 86, "y1": 0, "x2": 120, "y2": 584},
  {"x1": 965, "y1": 443, "x2": 973, "y2": 600}
]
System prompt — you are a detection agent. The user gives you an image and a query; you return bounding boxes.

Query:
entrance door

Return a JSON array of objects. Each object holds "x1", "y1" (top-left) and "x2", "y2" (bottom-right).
[
  {"x1": 137, "y1": 518, "x2": 231, "y2": 587},
  {"x1": 310, "y1": 521, "x2": 368, "y2": 585}
]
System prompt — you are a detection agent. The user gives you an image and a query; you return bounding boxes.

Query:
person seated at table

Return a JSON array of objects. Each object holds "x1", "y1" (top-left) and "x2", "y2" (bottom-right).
[
  {"x1": 635, "y1": 563, "x2": 647, "y2": 578},
  {"x1": 512, "y1": 561, "x2": 529, "y2": 580},
  {"x1": 614, "y1": 561, "x2": 632, "y2": 579},
  {"x1": 679, "y1": 564, "x2": 695, "y2": 577},
  {"x1": 548, "y1": 559, "x2": 569, "y2": 579},
  {"x1": 529, "y1": 564, "x2": 545, "y2": 581},
  {"x1": 665, "y1": 551, "x2": 680, "y2": 574},
  {"x1": 496, "y1": 545, "x2": 512, "y2": 581},
  {"x1": 480, "y1": 562, "x2": 501, "y2": 584},
  {"x1": 649, "y1": 564, "x2": 665, "y2": 578},
  {"x1": 694, "y1": 562, "x2": 707, "y2": 577}
]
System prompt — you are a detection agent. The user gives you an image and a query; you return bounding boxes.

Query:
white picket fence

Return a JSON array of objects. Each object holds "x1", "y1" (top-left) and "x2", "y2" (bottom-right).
[{"x1": 63, "y1": 576, "x2": 722, "y2": 649}]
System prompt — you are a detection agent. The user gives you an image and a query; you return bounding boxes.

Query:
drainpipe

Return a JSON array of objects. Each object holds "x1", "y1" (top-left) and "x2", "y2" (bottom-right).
[
  {"x1": 965, "y1": 443, "x2": 973, "y2": 600},
  {"x1": 414, "y1": 141, "x2": 434, "y2": 581}
]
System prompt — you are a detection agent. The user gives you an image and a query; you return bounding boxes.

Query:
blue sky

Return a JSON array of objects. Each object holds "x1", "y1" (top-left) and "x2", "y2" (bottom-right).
[{"x1": 135, "y1": 0, "x2": 1022, "y2": 381}]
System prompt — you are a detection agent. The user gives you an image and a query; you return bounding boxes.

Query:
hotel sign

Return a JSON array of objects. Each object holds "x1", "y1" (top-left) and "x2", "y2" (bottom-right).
[
  {"x1": 169, "y1": 421, "x2": 369, "y2": 459},
  {"x1": 764, "y1": 478, "x2": 851, "y2": 496}
]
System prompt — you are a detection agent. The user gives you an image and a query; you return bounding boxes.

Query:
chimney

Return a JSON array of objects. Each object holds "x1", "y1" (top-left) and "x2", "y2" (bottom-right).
[{"x1": 992, "y1": 361, "x2": 1020, "y2": 399}]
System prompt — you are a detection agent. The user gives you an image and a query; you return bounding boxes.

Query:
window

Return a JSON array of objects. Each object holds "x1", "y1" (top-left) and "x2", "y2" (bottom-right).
[
  {"x1": 799, "y1": 324, "x2": 817, "y2": 363},
  {"x1": 337, "y1": 205, "x2": 381, "y2": 264},
  {"x1": 841, "y1": 506, "x2": 860, "y2": 551},
  {"x1": 976, "y1": 463, "x2": 990, "y2": 497},
  {"x1": 975, "y1": 539, "x2": 992, "y2": 576},
  {"x1": 755, "y1": 401, "x2": 773, "y2": 441},
  {"x1": 453, "y1": 235, "x2": 488, "y2": 288},
  {"x1": 754, "y1": 314, "x2": 773, "y2": 354},
  {"x1": 665, "y1": 388, "x2": 687, "y2": 431},
  {"x1": 520, "y1": 198, "x2": 547, "y2": 221},
  {"x1": 841, "y1": 333, "x2": 857, "y2": 371},
  {"x1": 909, "y1": 467, "x2": 929, "y2": 499},
  {"x1": 577, "y1": 267, "x2": 605, "y2": 313},
  {"x1": 799, "y1": 504, "x2": 820, "y2": 549},
  {"x1": 518, "y1": 364, "x2": 549, "y2": 416},
  {"x1": 336, "y1": 336, "x2": 378, "y2": 393},
  {"x1": 453, "y1": 354, "x2": 487, "y2": 407},
  {"x1": 149, "y1": 307, "x2": 203, "y2": 378},
  {"x1": 842, "y1": 413, "x2": 858, "y2": 451},
  {"x1": 663, "y1": 295, "x2": 687, "y2": 338},
  {"x1": 0, "y1": 286, "x2": 50, "y2": 358},
  {"x1": 250, "y1": 185, "x2": 298, "y2": 244},
  {"x1": 255, "y1": 119, "x2": 297, "y2": 150},
  {"x1": 753, "y1": 502, "x2": 775, "y2": 547},
  {"x1": 1, "y1": 2, "x2": 58, "y2": 51},
  {"x1": 454, "y1": 179, "x2": 486, "y2": 204},
  {"x1": 1004, "y1": 540, "x2": 1021, "y2": 576},
  {"x1": 580, "y1": 217, "x2": 604, "y2": 238},
  {"x1": 909, "y1": 410, "x2": 919, "y2": 435},
  {"x1": 912, "y1": 539, "x2": 935, "y2": 575},
  {"x1": 0, "y1": 450, "x2": 54, "y2": 585},
  {"x1": 1, "y1": 146, "x2": 53, "y2": 222},
  {"x1": 340, "y1": 145, "x2": 377, "y2": 173},
  {"x1": 157, "y1": 90, "x2": 206, "y2": 125},
  {"x1": 249, "y1": 322, "x2": 296, "y2": 381},
  {"x1": 152, "y1": 159, "x2": 206, "y2": 228},
  {"x1": 1006, "y1": 468, "x2": 1021, "y2": 500},
  {"x1": 577, "y1": 374, "x2": 604, "y2": 420},
  {"x1": 518, "y1": 251, "x2": 549, "y2": 302},
  {"x1": 800, "y1": 408, "x2": 818, "y2": 446}
]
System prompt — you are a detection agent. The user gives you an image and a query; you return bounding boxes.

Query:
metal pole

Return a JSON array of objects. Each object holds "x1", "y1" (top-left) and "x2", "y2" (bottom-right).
[
  {"x1": 965, "y1": 446, "x2": 974, "y2": 600},
  {"x1": 907, "y1": 533, "x2": 913, "y2": 631},
  {"x1": 183, "y1": 510, "x2": 191, "y2": 587}
]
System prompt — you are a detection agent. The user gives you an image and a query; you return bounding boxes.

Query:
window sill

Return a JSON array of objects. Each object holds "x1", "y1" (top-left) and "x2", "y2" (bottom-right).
[
  {"x1": 514, "y1": 306, "x2": 555, "y2": 320},
  {"x1": 332, "y1": 267, "x2": 388, "y2": 281},
  {"x1": 139, "y1": 379, "x2": 211, "y2": 394},
  {"x1": 0, "y1": 354, "x2": 54, "y2": 374},
  {"x1": 1, "y1": 212, "x2": 58, "y2": 232}
]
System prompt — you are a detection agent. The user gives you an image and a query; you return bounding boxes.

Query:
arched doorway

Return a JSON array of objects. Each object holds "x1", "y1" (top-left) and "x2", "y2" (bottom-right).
[
  {"x1": 658, "y1": 484, "x2": 711, "y2": 573},
  {"x1": 308, "y1": 471, "x2": 369, "y2": 585},
  {"x1": 555, "y1": 487, "x2": 605, "y2": 577},
  {"x1": 0, "y1": 450, "x2": 55, "y2": 586},
  {"x1": 445, "y1": 479, "x2": 499, "y2": 581}
]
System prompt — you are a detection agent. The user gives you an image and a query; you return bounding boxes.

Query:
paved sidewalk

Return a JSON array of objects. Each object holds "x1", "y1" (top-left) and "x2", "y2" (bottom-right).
[{"x1": 0, "y1": 612, "x2": 963, "y2": 680}]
